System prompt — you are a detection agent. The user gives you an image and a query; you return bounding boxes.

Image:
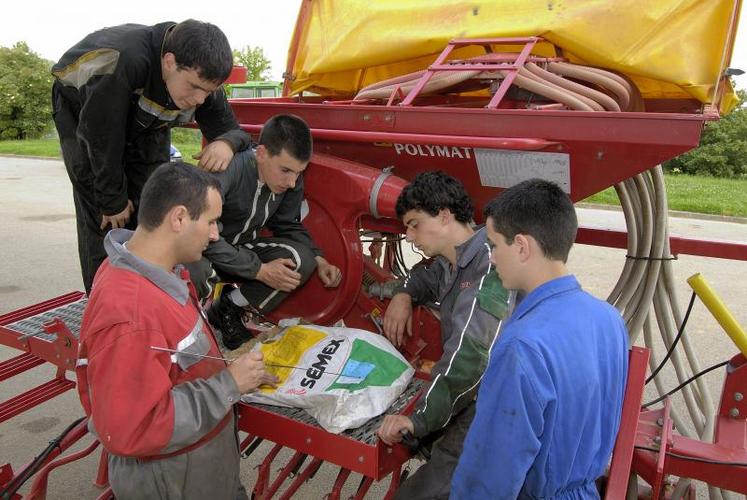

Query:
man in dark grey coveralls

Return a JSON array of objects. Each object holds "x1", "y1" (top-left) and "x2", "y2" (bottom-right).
[
  {"x1": 377, "y1": 171, "x2": 515, "y2": 500},
  {"x1": 52, "y1": 20, "x2": 252, "y2": 293},
  {"x1": 189, "y1": 115, "x2": 342, "y2": 350}
]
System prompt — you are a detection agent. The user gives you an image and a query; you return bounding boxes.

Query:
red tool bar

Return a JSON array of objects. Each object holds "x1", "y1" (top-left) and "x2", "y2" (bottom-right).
[
  {"x1": 576, "y1": 227, "x2": 747, "y2": 261},
  {"x1": 239, "y1": 124, "x2": 556, "y2": 151}
]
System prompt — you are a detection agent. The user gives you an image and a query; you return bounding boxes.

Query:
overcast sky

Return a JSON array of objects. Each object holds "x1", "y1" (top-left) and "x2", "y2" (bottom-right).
[
  {"x1": 0, "y1": 0, "x2": 303, "y2": 80},
  {"x1": 1, "y1": 0, "x2": 745, "y2": 90}
]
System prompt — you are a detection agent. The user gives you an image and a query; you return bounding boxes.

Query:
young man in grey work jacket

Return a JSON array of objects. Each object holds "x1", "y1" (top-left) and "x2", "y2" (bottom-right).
[{"x1": 377, "y1": 171, "x2": 515, "y2": 500}]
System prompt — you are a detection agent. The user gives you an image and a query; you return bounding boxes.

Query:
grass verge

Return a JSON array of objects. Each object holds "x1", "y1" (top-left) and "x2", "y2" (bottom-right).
[
  {"x1": 0, "y1": 134, "x2": 202, "y2": 163},
  {"x1": 582, "y1": 175, "x2": 746, "y2": 218}
]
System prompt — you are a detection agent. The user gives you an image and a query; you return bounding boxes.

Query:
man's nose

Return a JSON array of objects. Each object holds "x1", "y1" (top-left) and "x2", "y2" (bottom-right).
[{"x1": 193, "y1": 90, "x2": 208, "y2": 106}]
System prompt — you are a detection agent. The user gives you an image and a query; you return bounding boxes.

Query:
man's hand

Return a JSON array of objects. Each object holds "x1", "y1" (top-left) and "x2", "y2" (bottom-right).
[
  {"x1": 100, "y1": 199, "x2": 134, "y2": 230},
  {"x1": 383, "y1": 293, "x2": 413, "y2": 346},
  {"x1": 194, "y1": 140, "x2": 234, "y2": 172},
  {"x1": 256, "y1": 258, "x2": 301, "y2": 292},
  {"x1": 315, "y1": 256, "x2": 341, "y2": 288},
  {"x1": 377, "y1": 415, "x2": 414, "y2": 445},
  {"x1": 227, "y1": 351, "x2": 277, "y2": 394}
]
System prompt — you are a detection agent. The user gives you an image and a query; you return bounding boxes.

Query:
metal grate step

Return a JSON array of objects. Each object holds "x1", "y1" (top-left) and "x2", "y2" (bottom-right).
[{"x1": 4, "y1": 299, "x2": 87, "y2": 341}]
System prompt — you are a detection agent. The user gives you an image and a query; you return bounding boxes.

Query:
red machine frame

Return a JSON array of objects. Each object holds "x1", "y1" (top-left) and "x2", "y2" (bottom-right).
[
  {"x1": 2, "y1": 35, "x2": 746, "y2": 498},
  {"x1": 631, "y1": 353, "x2": 747, "y2": 497}
]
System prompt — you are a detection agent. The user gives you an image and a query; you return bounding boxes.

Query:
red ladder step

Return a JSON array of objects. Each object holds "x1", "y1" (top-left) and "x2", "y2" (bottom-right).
[
  {"x1": 0, "y1": 378, "x2": 76, "y2": 423},
  {"x1": 0, "y1": 352, "x2": 45, "y2": 382}
]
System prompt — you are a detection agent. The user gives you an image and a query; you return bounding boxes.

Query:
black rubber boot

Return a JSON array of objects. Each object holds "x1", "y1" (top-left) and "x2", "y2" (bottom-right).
[{"x1": 207, "y1": 293, "x2": 252, "y2": 350}]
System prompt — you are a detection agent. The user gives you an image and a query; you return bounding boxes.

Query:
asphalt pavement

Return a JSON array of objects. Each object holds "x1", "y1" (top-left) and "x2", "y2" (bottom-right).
[{"x1": 1, "y1": 156, "x2": 745, "y2": 498}]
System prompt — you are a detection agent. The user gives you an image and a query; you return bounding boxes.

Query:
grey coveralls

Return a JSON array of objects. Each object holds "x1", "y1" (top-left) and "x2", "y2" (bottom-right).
[{"x1": 186, "y1": 148, "x2": 322, "y2": 313}]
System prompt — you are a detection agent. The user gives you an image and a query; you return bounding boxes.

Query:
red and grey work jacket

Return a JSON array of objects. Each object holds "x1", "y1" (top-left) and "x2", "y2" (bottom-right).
[{"x1": 76, "y1": 229, "x2": 241, "y2": 458}]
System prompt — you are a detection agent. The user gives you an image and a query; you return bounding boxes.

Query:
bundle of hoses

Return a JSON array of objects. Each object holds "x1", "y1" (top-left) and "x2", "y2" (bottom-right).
[
  {"x1": 358, "y1": 58, "x2": 731, "y2": 498},
  {"x1": 610, "y1": 170, "x2": 735, "y2": 500}
]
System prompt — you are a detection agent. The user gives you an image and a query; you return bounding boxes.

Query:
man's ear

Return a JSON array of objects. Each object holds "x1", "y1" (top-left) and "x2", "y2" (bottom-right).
[
  {"x1": 167, "y1": 205, "x2": 189, "y2": 232},
  {"x1": 438, "y1": 208, "x2": 453, "y2": 225},
  {"x1": 254, "y1": 145, "x2": 270, "y2": 182},
  {"x1": 162, "y1": 52, "x2": 177, "y2": 74},
  {"x1": 255, "y1": 144, "x2": 269, "y2": 164},
  {"x1": 514, "y1": 234, "x2": 532, "y2": 263}
]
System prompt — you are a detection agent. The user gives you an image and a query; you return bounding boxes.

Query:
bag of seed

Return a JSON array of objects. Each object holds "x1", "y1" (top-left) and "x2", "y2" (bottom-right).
[{"x1": 242, "y1": 324, "x2": 414, "y2": 433}]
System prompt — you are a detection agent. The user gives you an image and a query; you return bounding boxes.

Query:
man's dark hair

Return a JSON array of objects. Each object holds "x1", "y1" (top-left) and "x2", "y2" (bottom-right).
[
  {"x1": 484, "y1": 179, "x2": 577, "y2": 263},
  {"x1": 395, "y1": 171, "x2": 474, "y2": 223},
  {"x1": 259, "y1": 114, "x2": 313, "y2": 163},
  {"x1": 164, "y1": 19, "x2": 233, "y2": 82},
  {"x1": 138, "y1": 162, "x2": 220, "y2": 230}
]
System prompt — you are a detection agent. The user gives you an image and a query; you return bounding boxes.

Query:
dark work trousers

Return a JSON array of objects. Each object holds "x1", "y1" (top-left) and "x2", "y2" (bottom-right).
[
  {"x1": 187, "y1": 236, "x2": 318, "y2": 313},
  {"x1": 52, "y1": 83, "x2": 169, "y2": 293},
  {"x1": 394, "y1": 402, "x2": 477, "y2": 500}
]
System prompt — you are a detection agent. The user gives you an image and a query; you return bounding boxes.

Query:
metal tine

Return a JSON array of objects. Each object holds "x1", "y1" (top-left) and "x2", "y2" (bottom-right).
[{"x1": 148, "y1": 346, "x2": 368, "y2": 379}]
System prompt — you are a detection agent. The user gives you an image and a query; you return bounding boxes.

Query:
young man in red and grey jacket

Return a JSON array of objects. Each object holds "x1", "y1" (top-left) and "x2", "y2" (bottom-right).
[
  {"x1": 76, "y1": 162, "x2": 276, "y2": 499},
  {"x1": 376, "y1": 171, "x2": 516, "y2": 500}
]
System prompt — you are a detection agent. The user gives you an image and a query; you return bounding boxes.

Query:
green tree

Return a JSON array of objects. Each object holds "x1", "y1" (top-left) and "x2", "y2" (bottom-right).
[
  {"x1": 0, "y1": 42, "x2": 53, "y2": 140},
  {"x1": 232, "y1": 45, "x2": 272, "y2": 81},
  {"x1": 664, "y1": 90, "x2": 747, "y2": 179}
]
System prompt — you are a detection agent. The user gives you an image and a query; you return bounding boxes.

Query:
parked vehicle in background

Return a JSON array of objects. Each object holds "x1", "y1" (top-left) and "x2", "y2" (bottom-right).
[
  {"x1": 227, "y1": 81, "x2": 283, "y2": 99},
  {"x1": 169, "y1": 143, "x2": 182, "y2": 161}
]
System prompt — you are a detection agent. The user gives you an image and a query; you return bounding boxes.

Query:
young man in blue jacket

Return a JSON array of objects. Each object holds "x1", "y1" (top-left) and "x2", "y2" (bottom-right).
[{"x1": 451, "y1": 179, "x2": 629, "y2": 499}]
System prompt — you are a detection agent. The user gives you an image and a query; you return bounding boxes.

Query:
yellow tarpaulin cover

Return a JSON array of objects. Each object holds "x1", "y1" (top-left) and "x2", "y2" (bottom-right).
[{"x1": 285, "y1": 0, "x2": 741, "y2": 112}]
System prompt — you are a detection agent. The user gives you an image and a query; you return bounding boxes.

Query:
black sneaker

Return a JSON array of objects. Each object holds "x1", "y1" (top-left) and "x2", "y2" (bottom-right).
[{"x1": 207, "y1": 294, "x2": 252, "y2": 350}]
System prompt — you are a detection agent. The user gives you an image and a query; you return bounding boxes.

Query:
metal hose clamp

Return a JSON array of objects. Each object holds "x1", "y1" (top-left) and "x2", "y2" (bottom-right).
[{"x1": 369, "y1": 166, "x2": 394, "y2": 218}]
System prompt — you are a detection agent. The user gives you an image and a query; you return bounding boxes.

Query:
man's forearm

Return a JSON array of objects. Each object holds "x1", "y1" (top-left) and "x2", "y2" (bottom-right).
[{"x1": 163, "y1": 369, "x2": 240, "y2": 452}]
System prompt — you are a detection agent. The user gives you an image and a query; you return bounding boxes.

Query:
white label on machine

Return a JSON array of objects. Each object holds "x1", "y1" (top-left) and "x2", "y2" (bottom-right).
[{"x1": 474, "y1": 149, "x2": 570, "y2": 193}]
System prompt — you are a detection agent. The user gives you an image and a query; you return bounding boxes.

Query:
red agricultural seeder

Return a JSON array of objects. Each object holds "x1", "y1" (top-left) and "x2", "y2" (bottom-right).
[{"x1": 2, "y1": 1, "x2": 746, "y2": 497}]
